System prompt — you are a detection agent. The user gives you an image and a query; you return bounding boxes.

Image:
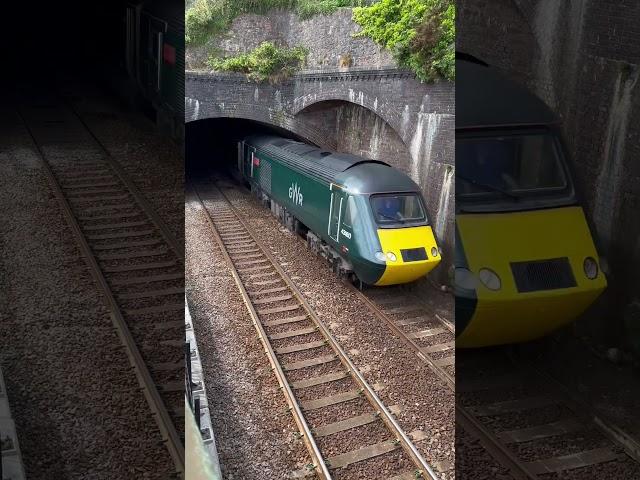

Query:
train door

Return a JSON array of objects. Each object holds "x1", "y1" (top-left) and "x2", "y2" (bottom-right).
[{"x1": 328, "y1": 185, "x2": 345, "y2": 242}]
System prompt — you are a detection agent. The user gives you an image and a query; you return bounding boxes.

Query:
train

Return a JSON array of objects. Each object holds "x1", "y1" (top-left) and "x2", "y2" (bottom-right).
[
  {"x1": 236, "y1": 135, "x2": 441, "y2": 286},
  {"x1": 455, "y1": 54, "x2": 607, "y2": 347},
  {"x1": 123, "y1": 0, "x2": 184, "y2": 140}
]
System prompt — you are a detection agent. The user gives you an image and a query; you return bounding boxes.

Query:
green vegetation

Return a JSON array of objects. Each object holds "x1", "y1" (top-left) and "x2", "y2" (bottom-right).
[
  {"x1": 352, "y1": 0, "x2": 455, "y2": 82},
  {"x1": 185, "y1": 0, "x2": 220, "y2": 46},
  {"x1": 187, "y1": 0, "x2": 455, "y2": 82},
  {"x1": 296, "y1": 0, "x2": 368, "y2": 19},
  {"x1": 186, "y1": 0, "x2": 368, "y2": 46},
  {"x1": 208, "y1": 42, "x2": 308, "y2": 82}
]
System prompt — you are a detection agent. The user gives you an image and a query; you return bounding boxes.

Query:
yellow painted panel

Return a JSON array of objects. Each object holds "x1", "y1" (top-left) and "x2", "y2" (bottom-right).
[
  {"x1": 375, "y1": 225, "x2": 441, "y2": 285},
  {"x1": 456, "y1": 206, "x2": 606, "y2": 347}
]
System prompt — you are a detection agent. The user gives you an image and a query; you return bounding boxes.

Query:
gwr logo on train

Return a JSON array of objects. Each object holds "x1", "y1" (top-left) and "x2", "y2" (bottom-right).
[{"x1": 289, "y1": 183, "x2": 304, "y2": 206}]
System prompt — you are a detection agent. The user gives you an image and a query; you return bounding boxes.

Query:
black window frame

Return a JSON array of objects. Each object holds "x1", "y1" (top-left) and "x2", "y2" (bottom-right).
[{"x1": 369, "y1": 192, "x2": 428, "y2": 228}]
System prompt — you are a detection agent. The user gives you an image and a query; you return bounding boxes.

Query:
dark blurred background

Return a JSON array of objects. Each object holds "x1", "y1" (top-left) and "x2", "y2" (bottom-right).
[
  {"x1": 458, "y1": 0, "x2": 640, "y2": 358},
  {"x1": 3, "y1": 2, "x2": 126, "y2": 78}
]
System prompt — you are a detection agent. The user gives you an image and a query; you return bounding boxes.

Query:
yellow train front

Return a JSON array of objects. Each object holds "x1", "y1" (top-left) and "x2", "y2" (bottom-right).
[{"x1": 455, "y1": 56, "x2": 607, "y2": 348}]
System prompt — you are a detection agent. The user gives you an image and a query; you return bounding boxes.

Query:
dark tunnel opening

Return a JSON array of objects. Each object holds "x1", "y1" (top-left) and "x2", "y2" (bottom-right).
[{"x1": 186, "y1": 118, "x2": 309, "y2": 181}]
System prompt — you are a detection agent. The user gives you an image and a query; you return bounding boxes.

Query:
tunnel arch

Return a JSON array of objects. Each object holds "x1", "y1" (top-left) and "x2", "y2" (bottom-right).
[
  {"x1": 294, "y1": 98, "x2": 414, "y2": 180},
  {"x1": 290, "y1": 87, "x2": 406, "y2": 144},
  {"x1": 185, "y1": 98, "x2": 336, "y2": 150}
]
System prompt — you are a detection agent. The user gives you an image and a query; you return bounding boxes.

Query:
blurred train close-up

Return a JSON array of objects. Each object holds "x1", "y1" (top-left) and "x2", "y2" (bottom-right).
[
  {"x1": 123, "y1": 0, "x2": 184, "y2": 140},
  {"x1": 235, "y1": 134, "x2": 442, "y2": 286},
  {"x1": 455, "y1": 55, "x2": 607, "y2": 348}
]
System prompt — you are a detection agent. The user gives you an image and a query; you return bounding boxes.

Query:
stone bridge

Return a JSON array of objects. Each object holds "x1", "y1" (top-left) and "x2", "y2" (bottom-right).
[{"x1": 185, "y1": 68, "x2": 454, "y2": 282}]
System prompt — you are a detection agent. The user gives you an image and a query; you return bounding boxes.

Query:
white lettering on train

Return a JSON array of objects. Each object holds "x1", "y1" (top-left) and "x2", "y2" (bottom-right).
[{"x1": 289, "y1": 182, "x2": 304, "y2": 206}]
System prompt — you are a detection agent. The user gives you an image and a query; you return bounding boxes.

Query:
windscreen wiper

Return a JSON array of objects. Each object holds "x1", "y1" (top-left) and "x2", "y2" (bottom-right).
[
  {"x1": 457, "y1": 174, "x2": 521, "y2": 200},
  {"x1": 377, "y1": 211, "x2": 403, "y2": 222}
]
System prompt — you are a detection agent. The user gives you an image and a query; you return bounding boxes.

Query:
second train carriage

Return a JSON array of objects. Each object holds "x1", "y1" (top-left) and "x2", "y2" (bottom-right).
[{"x1": 237, "y1": 135, "x2": 441, "y2": 286}]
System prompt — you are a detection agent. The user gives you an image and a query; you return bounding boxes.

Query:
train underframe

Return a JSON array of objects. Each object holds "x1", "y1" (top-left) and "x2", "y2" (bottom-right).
[{"x1": 251, "y1": 185, "x2": 357, "y2": 282}]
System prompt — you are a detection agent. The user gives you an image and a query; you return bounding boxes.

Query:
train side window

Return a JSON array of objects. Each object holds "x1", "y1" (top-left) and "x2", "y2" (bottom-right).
[{"x1": 343, "y1": 196, "x2": 358, "y2": 227}]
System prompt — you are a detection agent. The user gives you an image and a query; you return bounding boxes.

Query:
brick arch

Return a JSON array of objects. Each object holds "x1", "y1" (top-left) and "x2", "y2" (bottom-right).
[
  {"x1": 294, "y1": 98, "x2": 415, "y2": 186},
  {"x1": 290, "y1": 89, "x2": 407, "y2": 145},
  {"x1": 184, "y1": 96, "x2": 337, "y2": 149}
]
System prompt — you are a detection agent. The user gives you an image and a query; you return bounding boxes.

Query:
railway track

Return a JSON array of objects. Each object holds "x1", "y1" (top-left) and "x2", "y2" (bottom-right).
[
  {"x1": 16, "y1": 96, "x2": 185, "y2": 477},
  {"x1": 353, "y1": 287, "x2": 455, "y2": 392},
  {"x1": 456, "y1": 349, "x2": 640, "y2": 479},
  {"x1": 192, "y1": 181, "x2": 438, "y2": 480},
  {"x1": 354, "y1": 264, "x2": 639, "y2": 478}
]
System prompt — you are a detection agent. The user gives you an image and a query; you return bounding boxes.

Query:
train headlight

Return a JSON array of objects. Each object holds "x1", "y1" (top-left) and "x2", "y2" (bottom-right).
[
  {"x1": 375, "y1": 252, "x2": 386, "y2": 262},
  {"x1": 478, "y1": 268, "x2": 501, "y2": 291},
  {"x1": 431, "y1": 247, "x2": 438, "y2": 257},
  {"x1": 386, "y1": 252, "x2": 397, "y2": 262},
  {"x1": 584, "y1": 257, "x2": 598, "y2": 279},
  {"x1": 454, "y1": 268, "x2": 477, "y2": 290}
]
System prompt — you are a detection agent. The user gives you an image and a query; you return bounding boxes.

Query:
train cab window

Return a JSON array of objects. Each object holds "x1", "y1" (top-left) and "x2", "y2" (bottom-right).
[
  {"x1": 457, "y1": 132, "x2": 567, "y2": 198},
  {"x1": 370, "y1": 194, "x2": 426, "y2": 226}
]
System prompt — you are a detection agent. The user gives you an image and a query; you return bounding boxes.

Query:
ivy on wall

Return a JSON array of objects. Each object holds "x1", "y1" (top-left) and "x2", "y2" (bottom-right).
[
  {"x1": 187, "y1": 0, "x2": 455, "y2": 83},
  {"x1": 208, "y1": 42, "x2": 309, "y2": 82},
  {"x1": 353, "y1": 0, "x2": 455, "y2": 81}
]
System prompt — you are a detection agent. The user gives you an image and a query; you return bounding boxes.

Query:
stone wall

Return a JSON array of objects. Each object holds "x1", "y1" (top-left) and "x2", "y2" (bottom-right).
[
  {"x1": 187, "y1": 8, "x2": 395, "y2": 70},
  {"x1": 458, "y1": 0, "x2": 640, "y2": 347}
]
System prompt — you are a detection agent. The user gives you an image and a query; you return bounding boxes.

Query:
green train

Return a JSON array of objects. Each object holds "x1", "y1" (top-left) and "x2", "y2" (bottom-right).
[
  {"x1": 124, "y1": 0, "x2": 184, "y2": 140},
  {"x1": 455, "y1": 55, "x2": 607, "y2": 347},
  {"x1": 237, "y1": 135, "x2": 441, "y2": 286}
]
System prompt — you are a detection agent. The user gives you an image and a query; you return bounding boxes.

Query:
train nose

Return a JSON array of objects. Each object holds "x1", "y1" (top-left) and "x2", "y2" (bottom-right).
[{"x1": 374, "y1": 226, "x2": 441, "y2": 285}]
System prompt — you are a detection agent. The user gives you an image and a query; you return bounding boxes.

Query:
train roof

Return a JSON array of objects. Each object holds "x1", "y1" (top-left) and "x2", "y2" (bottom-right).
[
  {"x1": 456, "y1": 57, "x2": 558, "y2": 129},
  {"x1": 246, "y1": 135, "x2": 420, "y2": 194}
]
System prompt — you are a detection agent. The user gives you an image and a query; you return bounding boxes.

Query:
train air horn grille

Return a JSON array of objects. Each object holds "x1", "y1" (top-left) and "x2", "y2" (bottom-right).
[
  {"x1": 400, "y1": 247, "x2": 427, "y2": 262},
  {"x1": 510, "y1": 257, "x2": 577, "y2": 293}
]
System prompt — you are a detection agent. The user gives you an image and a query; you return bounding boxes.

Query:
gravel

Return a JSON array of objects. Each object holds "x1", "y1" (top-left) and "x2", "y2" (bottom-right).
[
  {"x1": 455, "y1": 426, "x2": 512, "y2": 480},
  {"x1": 0, "y1": 95, "x2": 177, "y2": 479}
]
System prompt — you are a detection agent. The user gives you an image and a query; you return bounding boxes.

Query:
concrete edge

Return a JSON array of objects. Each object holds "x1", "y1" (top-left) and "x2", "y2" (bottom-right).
[
  {"x1": 185, "y1": 296, "x2": 223, "y2": 479},
  {"x1": 0, "y1": 367, "x2": 27, "y2": 480}
]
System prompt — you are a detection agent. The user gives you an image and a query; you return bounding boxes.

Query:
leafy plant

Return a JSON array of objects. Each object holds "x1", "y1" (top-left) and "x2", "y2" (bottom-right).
[
  {"x1": 208, "y1": 42, "x2": 308, "y2": 82},
  {"x1": 186, "y1": 0, "x2": 216, "y2": 46},
  {"x1": 296, "y1": 0, "x2": 367, "y2": 19},
  {"x1": 353, "y1": 0, "x2": 455, "y2": 82}
]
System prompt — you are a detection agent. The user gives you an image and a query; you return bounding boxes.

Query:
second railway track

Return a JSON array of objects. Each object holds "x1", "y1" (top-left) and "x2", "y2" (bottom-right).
[
  {"x1": 191, "y1": 180, "x2": 439, "y2": 480},
  {"x1": 16, "y1": 95, "x2": 185, "y2": 477}
]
